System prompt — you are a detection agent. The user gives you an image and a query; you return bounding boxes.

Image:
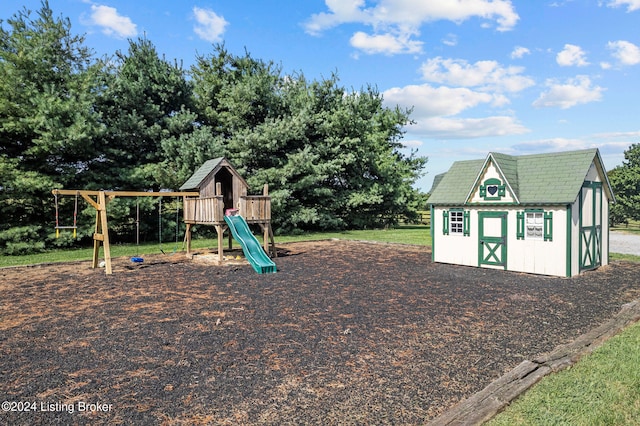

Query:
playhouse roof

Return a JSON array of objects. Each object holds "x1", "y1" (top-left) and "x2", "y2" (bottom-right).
[
  {"x1": 429, "y1": 148, "x2": 614, "y2": 206},
  {"x1": 179, "y1": 157, "x2": 248, "y2": 191}
]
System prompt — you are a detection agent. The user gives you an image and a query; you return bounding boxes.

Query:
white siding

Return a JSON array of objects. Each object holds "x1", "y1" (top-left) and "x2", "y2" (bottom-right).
[
  {"x1": 433, "y1": 206, "x2": 570, "y2": 277},
  {"x1": 508, "y1": 207, "x2": 568, "y2": 276},
  {"x1": 432, "y1": 207, "x2": 477, "y2": 267}
]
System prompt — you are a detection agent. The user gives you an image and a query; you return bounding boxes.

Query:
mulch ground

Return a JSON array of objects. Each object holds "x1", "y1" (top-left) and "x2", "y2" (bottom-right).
[{"x1": 1, "y1": 240, "x2": 640, "y2": 425}]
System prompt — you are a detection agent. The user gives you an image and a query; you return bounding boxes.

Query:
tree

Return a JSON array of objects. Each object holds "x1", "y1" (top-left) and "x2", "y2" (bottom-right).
[
  {"x1": 0, "y1": 1, "x2": 104, "y2": 253},
  {"x1": 185, "y1": 46, "x2": 427, "y2": 232},
  {"x1": 95, "y1": 37, "x2": 193, "y2": 190},
  {"x1": 608, "y1": 143, "x2": 640, "y2": 225}
]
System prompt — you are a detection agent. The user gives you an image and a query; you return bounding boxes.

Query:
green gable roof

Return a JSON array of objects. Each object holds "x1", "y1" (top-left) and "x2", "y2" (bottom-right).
[
  {"x1": 179, "y1": 157, "x2": 224, "y2": 191},
  {"x1": 428, "y1": 159, "x2": 485, "y2": 204},
  {"x1": 429, "y1": 148, "x2": 614, "y2": 206}
]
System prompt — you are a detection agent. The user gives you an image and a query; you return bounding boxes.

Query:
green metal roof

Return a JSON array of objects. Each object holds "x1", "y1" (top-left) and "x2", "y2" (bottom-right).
[
  {"x1": 428, "y1": 148, "x2": 614, "y2": 206},
  {"x1": 179, "y1": 157, "x2": 224, "y2": 191}
]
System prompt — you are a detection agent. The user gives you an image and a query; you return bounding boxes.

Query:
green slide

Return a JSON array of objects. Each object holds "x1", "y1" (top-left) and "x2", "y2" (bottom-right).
[{"x1": 224, "y1": 214, "x2": 277, "y2": 274}]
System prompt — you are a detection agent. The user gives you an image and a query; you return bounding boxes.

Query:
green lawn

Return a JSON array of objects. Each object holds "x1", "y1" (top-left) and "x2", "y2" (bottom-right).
[
  {"x1": 487, "y1": 320, "x2": 640, "y2": 425},
  {"x1": 0, "y1": 225, "x2": 431, "y2": 268},
  {"x1": 611, "y1": 219, "x2": 640, "y2": 235}
]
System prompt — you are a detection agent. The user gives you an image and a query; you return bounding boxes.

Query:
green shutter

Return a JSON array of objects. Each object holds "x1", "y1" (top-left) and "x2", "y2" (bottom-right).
[
  {"x1": 516, "y1": 211, "x2": 524, "y2": 240},
  {"x1": 479, "y1": 186, "x2": 486, "y2": 197},
  {"x1": 544, "y1": 211, "x2": 553, "y2": 241},
  {"x1": 498, "y1": 185, "x2": 506, "y2": 197},
  {"x1": 443, "y1": 210, "x2": 449, "y2": 235},
  {"x1": 463, "y1": 211, "x2": 470, "y2": 236}
]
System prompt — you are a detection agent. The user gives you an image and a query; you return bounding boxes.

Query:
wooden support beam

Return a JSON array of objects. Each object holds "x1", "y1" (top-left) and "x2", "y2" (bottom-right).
[
  {"x1": 53, "y1": 189, "x2": 198, "y2": 198},
  {"x1": 52, "y1": 188, "x2": 199, "y2": 275}
]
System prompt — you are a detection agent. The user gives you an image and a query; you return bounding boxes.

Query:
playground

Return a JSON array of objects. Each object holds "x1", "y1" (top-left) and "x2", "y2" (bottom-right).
[{"x1": 2, "y1": 240, "x2": 640, "y2": 425}]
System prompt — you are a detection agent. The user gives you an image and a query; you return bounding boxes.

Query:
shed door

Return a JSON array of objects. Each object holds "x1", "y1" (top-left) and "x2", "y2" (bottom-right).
[
  {"x1": 580, "y1": 182, "x2": 602, "y2": 271},
  {"x1": 478, "y1": 212, "x2": 507, "y2": 269}
]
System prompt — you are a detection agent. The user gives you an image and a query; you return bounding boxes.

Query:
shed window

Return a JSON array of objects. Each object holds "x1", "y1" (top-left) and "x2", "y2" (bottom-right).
[
  {"x1": 444, "y1": 209, "x2": 470, "y2": 236},
  {"x1": 451, "y1": 210, "x2": 464, "y2": 234},
  {"x1": 526, "y1": 212, "x2": 543, "y2": 239},
  {"x1": 517, "y1": 210, "x2": 553, "y2": 241}
]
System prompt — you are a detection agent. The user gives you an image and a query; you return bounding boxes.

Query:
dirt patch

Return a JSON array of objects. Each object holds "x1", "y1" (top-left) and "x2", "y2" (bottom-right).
[{"x1": 1, "y1": 240, "x2": 639, "y2": 425}]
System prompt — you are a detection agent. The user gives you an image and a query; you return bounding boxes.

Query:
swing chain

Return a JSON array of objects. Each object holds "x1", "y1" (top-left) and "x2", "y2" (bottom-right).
[{"x1": 54, "y1": 191, "x2": 78, "y2": 239}]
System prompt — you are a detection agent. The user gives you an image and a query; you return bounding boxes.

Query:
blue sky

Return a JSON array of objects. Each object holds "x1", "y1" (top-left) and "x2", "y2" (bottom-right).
[{"x1": 2, "y1": 1, "x2": 640, "y2": 190}]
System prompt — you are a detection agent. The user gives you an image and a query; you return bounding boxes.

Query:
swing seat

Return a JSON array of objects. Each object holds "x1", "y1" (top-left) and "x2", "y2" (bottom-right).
[{"x1": 130, "y1": 257, "x2": 144, "y2": 263}]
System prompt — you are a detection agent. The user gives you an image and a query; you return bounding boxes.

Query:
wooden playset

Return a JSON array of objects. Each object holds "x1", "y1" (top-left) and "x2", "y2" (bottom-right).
[{"x1": 52, "y1": 157, "x2": 276, "y2": 274}]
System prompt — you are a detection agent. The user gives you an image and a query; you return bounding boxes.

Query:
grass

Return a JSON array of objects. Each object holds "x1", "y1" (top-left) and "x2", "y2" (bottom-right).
[
  {"x1": 487, "y1": 320, "x2": 640, "y2": 425},
  {"x1": 0, "y1": 225, "x2": 431, "y2": 268},
  {"x1": 611, "y1": 219, "x2": 640, "y2": 235}
]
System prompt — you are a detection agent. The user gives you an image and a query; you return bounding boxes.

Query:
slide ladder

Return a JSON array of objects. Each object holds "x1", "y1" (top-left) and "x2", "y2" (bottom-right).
[{"x1": 224, "y1": 214, "x2": 277, "y2": 274}]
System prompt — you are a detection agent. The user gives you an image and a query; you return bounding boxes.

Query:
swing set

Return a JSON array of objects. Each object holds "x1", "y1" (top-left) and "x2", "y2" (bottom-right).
[{"x1": 51, "y1": 189, "x2": 198, "y2": 274}]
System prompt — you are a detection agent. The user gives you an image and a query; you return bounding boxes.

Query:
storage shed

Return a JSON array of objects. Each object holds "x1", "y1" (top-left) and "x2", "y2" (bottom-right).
[{"x1": 428, "y1": 149, "x2": 615, "y2": 277}]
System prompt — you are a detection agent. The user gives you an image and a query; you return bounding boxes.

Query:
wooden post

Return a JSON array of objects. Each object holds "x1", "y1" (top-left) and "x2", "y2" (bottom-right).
[
  {"x1": 215, "y1": 224, "x2": 224, "y2": 262},
  {"x1": 262, "y1": 184, "x2": 270, "y2": 254},
  {"x1": 92, "y1": 191, "x2": 112, "y2": 274},
  {"x1": 185, "y1": 223, "x2": 192, "y2": 256}
]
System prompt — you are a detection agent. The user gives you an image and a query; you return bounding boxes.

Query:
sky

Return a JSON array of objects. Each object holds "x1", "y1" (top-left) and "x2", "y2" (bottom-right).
[{"x1": 2, "y1": 0, "x2": 640, "y2": 191}]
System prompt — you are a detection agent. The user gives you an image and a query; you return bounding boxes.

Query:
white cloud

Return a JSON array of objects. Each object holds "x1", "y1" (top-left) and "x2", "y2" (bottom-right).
[
  {"x1": 511, "y1": 137, "x2": 631, "y2": 160},
  {"x1": 606, "y1": 0, "x2": 640, "y2": 11},
  {"x1": 401, "y1": 139, "x2": 424, "y2": 148},
  {"x1": 304, "y1": 0, "x2": 519, "y2": 55},
  {"x1": 442, "y1": 34, "x2": 458, "y2": 47},
  {"x1": 533, "y1": 76, "x2": 604, "y2": 109},
  {"x1": 383, "y1": 84, "x2": 528, "y2": 138},
  {"x1": 414, "y1": 116, "x2": 529, "y2": 139},
  {"x1": 556, "y1": 44, "x2": 589, "y2": 67},
  {"x1": 89, "y1": 5, "x2": 137, "y2": 38},
  {"x1": 510, "y1": 46, "x2": 530, "y2": 59},
  {"x1": 384, "y1": 84, "x2": 494, "y2": 117},
  {"x1": 607, "y1": 40, "x2": 640, "y2": 65},
  {"x1": 193, "y1": 7, "x2": 228, "y2": 43},
  {"x1": 350, "y1": 31, "x2": 423, "y2": 55},
  {"x1": 512, "y1": 138, "x2": 592, "y2": 153},
  {"x1": 420, "y1": 57, "x2": 535, "y2": 93}
]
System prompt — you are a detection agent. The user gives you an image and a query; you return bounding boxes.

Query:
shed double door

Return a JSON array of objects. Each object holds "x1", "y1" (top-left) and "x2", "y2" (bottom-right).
[
  {"x1": 580, "y1": 182, "x2": 602, "y2": 271},
  {"x1": 478, "y1": 212, "x2": 507, "y2": 269}
]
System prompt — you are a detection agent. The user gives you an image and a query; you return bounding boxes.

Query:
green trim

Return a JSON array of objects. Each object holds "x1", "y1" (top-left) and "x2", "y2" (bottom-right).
[
  {"x1": 431, "y1": 205, "x2": 435, "y2": 262},
  {"x1": 463, "y1": 210, "x2": 470, "y2": 236},
  {"x1": 516, "y1": 211, "x2": 525, "y2": 239},
  {"x1": 566, "y1": 204, "x2": 572, "y2": 277},
  {"x1": 442, "y1": 210, "x2": 449, "y2": 235},
  {"x1": 579, "y1": 181, "x2": 603, "y2": 271},
  {"x1": 478, "y1": 211, "x2": 507, "y2": 269},
  {"x1": 544, "y1": 211, "x2": 553, "y2": 241}
]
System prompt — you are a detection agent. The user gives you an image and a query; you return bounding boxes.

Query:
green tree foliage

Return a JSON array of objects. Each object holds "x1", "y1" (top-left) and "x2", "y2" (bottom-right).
[
  {"x1": 608, "y1": 143, "x2": 640, "y2": 225},
  {"x1": 92, "y1": 37, "x2": 195, "y2": 243},
  {"x1": 183, "y1": 46, "x2": 427, "y2": 232},
  {"x1": 0, "y1": 1, "x2": 104, "y2": 253},
  {"x1": 1, "y1": 3, "x2": 427, "y2": 254},
  {"x1": 95, "y1": 37, "x2": 193, "y2": 190}
]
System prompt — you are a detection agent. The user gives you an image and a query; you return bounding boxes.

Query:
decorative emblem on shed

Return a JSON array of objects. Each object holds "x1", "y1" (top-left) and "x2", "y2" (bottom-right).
[{"x1": 479, "y1": 178, "x2": 506, "y2": 201}]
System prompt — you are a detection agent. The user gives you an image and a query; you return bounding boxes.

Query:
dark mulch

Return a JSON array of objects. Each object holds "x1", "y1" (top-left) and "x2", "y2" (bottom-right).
[{"x1": 1, "y1": 240, "x2": 639, "y2": 425}]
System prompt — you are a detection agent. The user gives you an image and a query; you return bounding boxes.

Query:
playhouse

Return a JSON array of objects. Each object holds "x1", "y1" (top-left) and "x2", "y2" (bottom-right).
[
  {"x1": 179, "y1": 157, "x2": 276, "y2": 272},
  {"x1": 428, "y1": 148, "x2": 615, "y2": 277}
]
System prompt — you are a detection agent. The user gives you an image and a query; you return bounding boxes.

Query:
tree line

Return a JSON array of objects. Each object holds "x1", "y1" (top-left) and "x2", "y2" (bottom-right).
[{"x1": 0, "y1": 2, "x2": 427, "y2": 255}]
